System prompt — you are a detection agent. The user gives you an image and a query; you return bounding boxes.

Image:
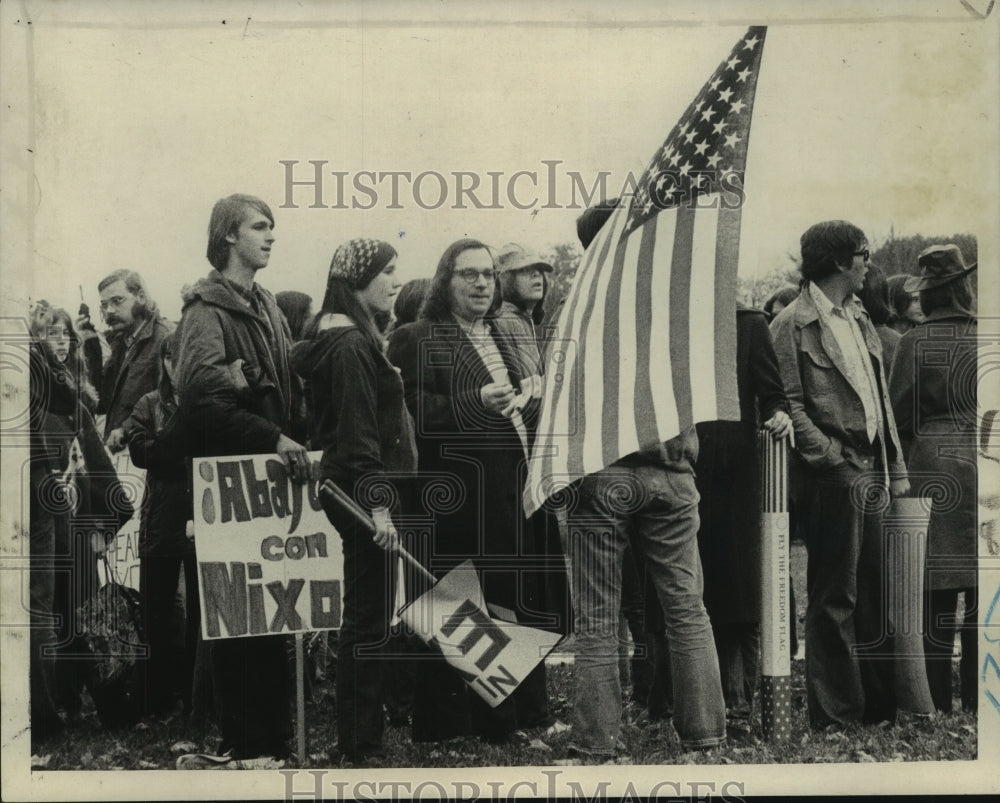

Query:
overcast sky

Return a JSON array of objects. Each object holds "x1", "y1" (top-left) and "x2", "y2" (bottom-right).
[{"x1": 9, "y1": 2, "x2": 999, "y2": 322}]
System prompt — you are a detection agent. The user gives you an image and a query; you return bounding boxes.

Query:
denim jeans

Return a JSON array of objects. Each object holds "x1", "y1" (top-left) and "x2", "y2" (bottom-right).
[{"x1": 567, "y1": 463, "x2": 725, "y2": 753}]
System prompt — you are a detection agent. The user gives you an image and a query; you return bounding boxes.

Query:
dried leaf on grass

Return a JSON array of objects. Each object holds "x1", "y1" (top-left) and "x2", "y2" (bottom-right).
[
  {"x1": 30, "y1": 754, "x2": 52, "y2": 769},
  {"x1": 170, "y1": 741, "x2": 199, "y2": 755}
]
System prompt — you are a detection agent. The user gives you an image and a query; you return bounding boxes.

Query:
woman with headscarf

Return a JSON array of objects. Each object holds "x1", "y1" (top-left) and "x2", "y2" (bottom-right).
[
  {"x1": 291, "y1": 238, "x2": 416, "y2": 764},
  {"x1": 889, "y1": 244, "x2": 978, "y2": 713}
]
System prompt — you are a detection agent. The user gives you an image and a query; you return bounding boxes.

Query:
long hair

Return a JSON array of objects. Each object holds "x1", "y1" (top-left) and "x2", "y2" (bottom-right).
[
  {"x1": 158, "y1": 331, "x2": 178, "y2": 406},
  {"x1": 419, "y1": 238, "x2": 501, "y2": 322},
  {"x1": 206, "y1": 194, "x2": 274, "y2": 271},
  {"x1": 314, "y1": 277, "x2": 384, "y2": 351},
  {"x1": 38, "y1": 306, "x2": 100, "y2": 411},
  {"x1": 275, "y1": 290, "x2": 313, "y2": 341},
  {"x1": 886, "y1": 274, "x2": 914, "y2": 322},
  {"x1": 393, "y1": 278, "x2": 431, "y2": 327},
  {"x1": 500, "y1": 269, "x2": 548, "y2": 325},
  {"x1": 858, "y1": 262, "x2": 892, "y2": 326}
]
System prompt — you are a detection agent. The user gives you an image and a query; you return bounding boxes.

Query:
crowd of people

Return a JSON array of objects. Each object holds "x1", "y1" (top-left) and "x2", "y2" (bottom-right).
[{"x1": 26, "y1": 193, "x2": 979, "y2": 766}]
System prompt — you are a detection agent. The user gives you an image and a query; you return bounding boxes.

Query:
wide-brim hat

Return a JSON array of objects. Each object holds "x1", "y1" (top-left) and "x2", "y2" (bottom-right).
[
  {"x1": 496, "y1": 242, "x2": 553, "y2": 274},
  {"x1": 905, "y1": 243, "x2": 977, "y2": 292}
]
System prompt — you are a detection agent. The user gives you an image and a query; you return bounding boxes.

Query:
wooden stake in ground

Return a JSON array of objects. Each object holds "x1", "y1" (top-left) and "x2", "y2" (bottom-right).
[
  {"x1": 295, "y1": 634, "x2": 306, "y2": 762},
  {"x1": 759, "y1": 432, "x2": 791, "y2": 741}
]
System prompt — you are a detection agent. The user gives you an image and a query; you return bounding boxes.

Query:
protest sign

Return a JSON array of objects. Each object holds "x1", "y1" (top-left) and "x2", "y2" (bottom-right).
[
  {"x1": 100, "y1": 452, "x2": 145, "y2": 590},
  {"x1": 192, "y1": 451, "x2": 344, "y2": 640},
  {"x1": 399, "y1": 561, "x2": 561, "y2": 708}
]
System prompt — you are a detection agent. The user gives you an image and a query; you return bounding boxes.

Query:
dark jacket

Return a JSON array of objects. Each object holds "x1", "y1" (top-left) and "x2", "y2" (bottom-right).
[
  {"x1": 770, "y1": 282, "x2": 906, "y2": 478},
  {"x1": 126, "y1": 387, "x2": 191, "y2": 556},
  {"x1": 888, "y1": 309, "x2": 977, "y2": 589},
  {"x1": 99, "y1": 312, "x2": 174, "y2": 439},
  {"x1": 174, "y1": 271, "x2": 295, "y2": 457},
  {"x1": 386, "y1": 317, "x2": 535, "y2": 572},
  {"x1": 290, "y1": 323, "x2": 416, "y2": 506},
  {"x1": 696, "y1": 306, "x2": 789, "y2": 622}
]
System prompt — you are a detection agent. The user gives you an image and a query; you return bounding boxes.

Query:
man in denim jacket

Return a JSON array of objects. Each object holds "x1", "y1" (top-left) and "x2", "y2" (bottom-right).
[{"x1": 770, "y1": 220, "x2": 909, "y2": 729}]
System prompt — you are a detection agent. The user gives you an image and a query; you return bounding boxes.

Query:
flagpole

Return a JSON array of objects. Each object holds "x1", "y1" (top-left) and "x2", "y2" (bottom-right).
[
  {"x1": 319, "y1": 479, "x2": 436, "y2": 584},
  {"x1": 759, "y1": 431, "x2": 791, "y2": 741}
]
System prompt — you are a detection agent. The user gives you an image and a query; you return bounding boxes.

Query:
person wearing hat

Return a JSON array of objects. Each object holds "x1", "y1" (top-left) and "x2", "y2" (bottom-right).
[
  {"x1": 494, "y1": 242, "x2": 554, "y2": 383},
  {"x1": 291, "y1": 237, "x2": 417, "y2": 763},
  {"x1": 889, "y1": 243, "x2": 978, "y2": 713}
]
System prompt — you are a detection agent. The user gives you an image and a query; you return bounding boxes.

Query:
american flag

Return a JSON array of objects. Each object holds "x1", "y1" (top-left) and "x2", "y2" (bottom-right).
[{"x1": 524, "y1": 26, "x2": 767, "y2": 516}]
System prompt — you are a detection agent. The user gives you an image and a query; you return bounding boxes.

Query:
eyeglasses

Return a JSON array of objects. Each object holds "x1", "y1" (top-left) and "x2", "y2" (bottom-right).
[
  {"x1": 455, "y1": 268, "x2": 496, "y2": 284},
  {"x1": 853, "y1": 249, "x2": 871, "y2": 262},
  {"x1": 99, "y1": 295, "x2": 129, "y2": 310}
]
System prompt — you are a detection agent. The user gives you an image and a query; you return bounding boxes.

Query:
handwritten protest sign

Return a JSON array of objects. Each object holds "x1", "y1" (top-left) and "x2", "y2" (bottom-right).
[
  {"x1": 399, "y1": 561, "x2": 561, "y2": 708},
  {"x1": 100, "y1": 452, "x2": 145, "y2": 590},
  {"x1": 192, "y1": 452, "x2": 344, "y2": 640}
]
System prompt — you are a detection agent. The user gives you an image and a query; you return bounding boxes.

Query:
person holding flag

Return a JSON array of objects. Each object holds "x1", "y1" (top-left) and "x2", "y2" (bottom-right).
[{"x1": 523, "y1": 27, "x2": 769, "y2": 758}]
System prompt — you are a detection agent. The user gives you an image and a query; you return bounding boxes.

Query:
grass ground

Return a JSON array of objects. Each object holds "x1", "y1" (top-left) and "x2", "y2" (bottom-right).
[{"x1": 30, "y1": 543, "x2": 977, "y2": 769}]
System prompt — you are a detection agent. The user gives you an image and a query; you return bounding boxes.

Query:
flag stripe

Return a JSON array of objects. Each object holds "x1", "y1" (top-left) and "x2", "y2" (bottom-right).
[
  {"x1": 578, "y1": 234, "x2": 625, "y2": 477},
  {"x1": 648, "y1": 210, "x2": 680, "y2": 440},
  {"x1": 563, "y1": 208, "x2": 628, "y2": 480},
  {"x1": 668, "y1": 203, "x2": 696, "y2": 430},
  {"x1": 689, "y1": 202, "x2": 721, "y2": 420},
  {"x1": 600, "y1": 229, "x2": 630, "y2": 466},
  {"x1": 714, "y1": 203, "x2": 743, "y2": 421},
  {"x1": 536, "y1": 207, "x2": 620, "y2": 496},
  {"x1": 630, "y1": 218, "x2": 660, "y2": 452}
]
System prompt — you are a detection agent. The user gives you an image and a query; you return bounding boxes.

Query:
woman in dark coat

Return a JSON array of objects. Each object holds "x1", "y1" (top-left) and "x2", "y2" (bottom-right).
[
  {"x1": 291, "y1": 238, "x2": 417, "y2": 763},
  {"x1": 387, "y1": 238, "x2": 560, "y2": 743},
  {"x1": 694, "y1": 304, "x2": 791, "y2": 720},
  {"x1": 889, "y1": 244, "x2": 978, "y2": 713}
]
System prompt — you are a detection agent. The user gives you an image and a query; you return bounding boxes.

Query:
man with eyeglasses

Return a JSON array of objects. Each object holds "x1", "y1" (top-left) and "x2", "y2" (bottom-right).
[
  {"x1": 387, "y1": 238, "x2": 559, "y2": 744},
  {"x1": 78, "y1": 269, "x2": 173, "y2": 452},
  {"x1": 770, "y1": 220, "x2": 909, "y2": 730}
]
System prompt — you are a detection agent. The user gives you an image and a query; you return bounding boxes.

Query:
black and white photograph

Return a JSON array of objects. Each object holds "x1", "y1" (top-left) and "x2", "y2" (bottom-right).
[{"x1": 1, "y1": 1, "x2": 998, "y2": 800}]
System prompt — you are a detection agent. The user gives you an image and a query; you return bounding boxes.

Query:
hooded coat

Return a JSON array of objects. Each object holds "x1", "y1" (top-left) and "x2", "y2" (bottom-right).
[
  {"x1": 290, "y1": 324, "x2": 417, "y2": 496},
  {"x1": 174, "y1": 270, "x2": 294, "y2": 457}
]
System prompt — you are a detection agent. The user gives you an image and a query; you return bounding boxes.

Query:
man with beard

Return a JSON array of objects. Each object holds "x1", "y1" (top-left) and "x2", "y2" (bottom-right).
[{"x1": 79, "y1": 269, "x2": 173, "y2": 452}]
